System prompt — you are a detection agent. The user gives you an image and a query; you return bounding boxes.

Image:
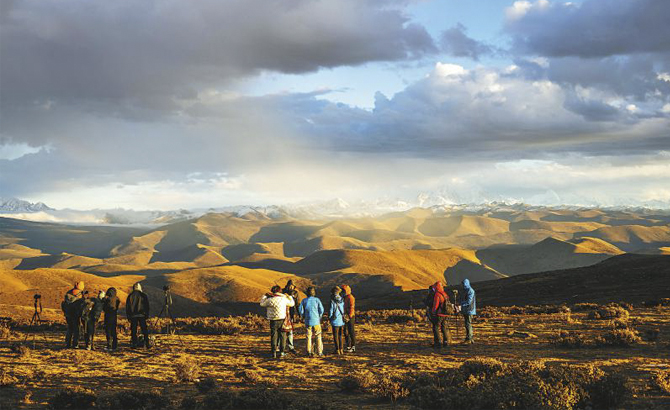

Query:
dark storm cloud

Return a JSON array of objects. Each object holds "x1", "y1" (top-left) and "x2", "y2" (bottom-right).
[
  {"x1": 0, "y1": 0, "x2": 436, "y2": 115},
  {"x1": 506, "y1": 0, "x2": 670, "y2": 58},
  {"x1": 440, "y1": 23, "x2": 495, "y2": 61}
]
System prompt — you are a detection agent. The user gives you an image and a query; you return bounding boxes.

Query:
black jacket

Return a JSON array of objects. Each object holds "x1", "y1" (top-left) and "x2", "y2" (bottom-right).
[
  {"x1": 89, "y1": 297, "x2": 104, "y2": 321},
  {"x1": 283, "y1": 284, "x2": 300, "y2": 321},
  {"x1": 103, "y1": 288, "x2": 120, "y2": 319},
  {"x1": 126, "y1": 290, "x2": 150, "y2": 318}
]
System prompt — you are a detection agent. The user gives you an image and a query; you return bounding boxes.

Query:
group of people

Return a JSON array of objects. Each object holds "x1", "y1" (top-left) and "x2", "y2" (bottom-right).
[
  {"x1": 259, "y1": 278, "x2": 476, "y2": 359},
  {"x1": 61, "y1": 281, "x2": 151, "y2": 350},
  {"x1": 259, "y1": 280, "x2": 356, "y2": 358},
  {"x1": 425, "y1": 278, "x2": 477, "y2": 349}
]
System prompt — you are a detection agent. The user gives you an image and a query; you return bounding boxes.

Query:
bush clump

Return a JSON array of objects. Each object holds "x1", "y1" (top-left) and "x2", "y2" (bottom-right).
[
  {"x1": 202, "y1": 388, "x2": 336, "y2": 410},
  {"x1": 98, "y1": 390, "x2": 168, "y2": 410},
  {"x1": 651, "y1": 369, "x2": 670, "y2": 394},
  {"x1": 174, "y1": 356, "x2": 201, "y2": 383},
  {"x1": 48, "y1": 387, "x2": 97, "y2": 409},
  {"x1": 0, "y1": 366, "x2": 18, "y2": 388},
  {"x1": 405, "y1": 358, "x2": 631, "y2": 410},
  {"x1": 588, "y1": 305, "x2": 629, "y2": 320},
  {"x1": 595, "y1": 329, "x2": 642, "y2": 347},
  {"x1": 339, "y1": 369, "x2": 376, "y2": 393},
  {"x1": 195, "y1": 377, "x2": 218, "y2": 393}
]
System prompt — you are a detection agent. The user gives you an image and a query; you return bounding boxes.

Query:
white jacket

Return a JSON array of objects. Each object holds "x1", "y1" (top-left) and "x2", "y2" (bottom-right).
[{"x1": 260, "y1": 293, "x2": 295, "y2": 320}]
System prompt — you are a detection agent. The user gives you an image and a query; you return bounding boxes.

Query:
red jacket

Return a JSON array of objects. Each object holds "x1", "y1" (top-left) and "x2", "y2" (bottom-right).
[
  {"x1": 342, "y1": 285, "x2": 355, "y2": 317},
  {"x1": 431, "y1": 282, "x2": 450, "y2": 317}
]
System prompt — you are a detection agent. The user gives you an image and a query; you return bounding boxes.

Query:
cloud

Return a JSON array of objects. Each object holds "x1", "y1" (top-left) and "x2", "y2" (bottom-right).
[
  {"x1": 0, "y1": 0, "x2": 436, "y2": 117},
  {"x1": 440, "y1": 23, "x2": 494, "y2": 61},
  {"x1": 505, "y1": 0, "x2": 670, "y2": 57}
]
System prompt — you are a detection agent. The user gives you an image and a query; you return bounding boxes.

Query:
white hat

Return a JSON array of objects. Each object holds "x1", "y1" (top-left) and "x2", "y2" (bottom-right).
[{"x1": 98, "y1": 290, "x2": 106, "y2": 298}]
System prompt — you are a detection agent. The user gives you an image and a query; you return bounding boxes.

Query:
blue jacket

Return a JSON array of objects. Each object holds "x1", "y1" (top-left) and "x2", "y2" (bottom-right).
[
  {"x1": 329, "y1": 295, "x2": 345, "y2": 327},
  {"x1": 299, "y1": 296, "x2": 324, "y2": 327},
  {"x1": 460, "y1": 279, "x2": 476, "y2": 315}
]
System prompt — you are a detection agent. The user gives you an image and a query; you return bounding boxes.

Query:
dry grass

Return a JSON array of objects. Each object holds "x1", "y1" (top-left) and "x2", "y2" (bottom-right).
[{"x1": 0, "y1": 305, "x2": 668, "y2": 409}]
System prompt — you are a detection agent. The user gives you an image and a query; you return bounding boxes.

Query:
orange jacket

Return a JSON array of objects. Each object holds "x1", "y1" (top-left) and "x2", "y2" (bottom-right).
[{"x1": 342, "y1": 285, "x2": 355, "y2": 317}]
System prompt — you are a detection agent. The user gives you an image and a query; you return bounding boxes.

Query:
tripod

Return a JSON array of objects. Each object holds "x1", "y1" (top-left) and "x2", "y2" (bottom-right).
[
  {"x1": 23, "y1": 296, "x2": 48, "y2": 349},
  {"x1": 153, "y1": 288, "x2": 184, "y2": 347},
  {"x1": 451, "y1": 290, "x2": 461, "y2": 340},
  {"x1": 398, "y1": 300, "x2": 420, "y2": 343}
]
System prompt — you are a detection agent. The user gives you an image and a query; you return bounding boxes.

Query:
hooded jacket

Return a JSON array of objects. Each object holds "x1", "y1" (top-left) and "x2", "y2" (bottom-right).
[
  {"x1": 299, "y1": 296, "x2": 325, "y2": 327},
  {"x1": 430, "y1": 281, "x2": 450, "y2": 318},
  {"x1": 62, "y1": 287, "x2": 84, "y2": 317},
  {"x1": 126, "y1": 289, "x2": 150, "y2": 319},
  {"x1": 342, "y1": 285, "x2": 355, "y2": 317},
  {"x1": 329, "y1": 294, "x2": 345, "y2": 327},
  {"x1": 103, "y1": 287, "x2": 120, "y2": 319},
  {"x1": 460, "y1": 279, "x2": 476, "y2": 316},
  {"x1": 260, "y1": 292, "x2": 295, "y2": 320}
]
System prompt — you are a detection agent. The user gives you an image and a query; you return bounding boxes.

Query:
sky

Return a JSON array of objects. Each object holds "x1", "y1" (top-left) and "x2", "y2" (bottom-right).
[{"x1": 1, "y1": 0, "x2": 669, "y2": 210}]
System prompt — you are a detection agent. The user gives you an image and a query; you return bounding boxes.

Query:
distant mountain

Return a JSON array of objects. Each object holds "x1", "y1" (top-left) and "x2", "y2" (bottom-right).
[{"x1": 0, "y1": 197, "x2": 53, "y2": 213}]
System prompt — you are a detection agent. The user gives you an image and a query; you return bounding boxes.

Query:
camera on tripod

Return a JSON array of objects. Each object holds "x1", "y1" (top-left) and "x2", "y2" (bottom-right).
[{"x1": 34, "y1": 294, "x2": 42, "y2": 300}]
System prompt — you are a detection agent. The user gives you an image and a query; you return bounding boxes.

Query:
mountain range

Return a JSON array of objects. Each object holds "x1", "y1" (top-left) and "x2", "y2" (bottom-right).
[{"x1": 1, "y1": 204, "x2": 669, "y2": 315}]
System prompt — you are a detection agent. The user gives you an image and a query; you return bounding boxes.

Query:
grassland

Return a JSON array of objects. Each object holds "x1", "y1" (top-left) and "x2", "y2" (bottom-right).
[{"x1": 1, "y1": 303, "x2": 669, "y2": 409}]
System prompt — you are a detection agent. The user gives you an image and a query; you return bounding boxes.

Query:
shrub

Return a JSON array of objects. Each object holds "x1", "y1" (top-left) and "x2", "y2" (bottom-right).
[
  {"x1": 612, "y1": 318, "x2": 629, "y2": 329},
  {"x1": 588, "y1": 305, "x2": 629, "y2": 320},
  {"x1": 373, "y1": 373, "x2": 409, "y2": 404},
  {"x1": 10, "y1": 343, "x2": 30, "y2": 358},
  {"x1": 48, "y1": 387, "x2": 97, "y2": 409},
  {"x1": 553, "y1": 331, "x2": 592, "y2": 348},
  {"x1": 195, "y1": 377, "x2": 218, "y2": 393},
  {"x1": 0, "y1": 322, "x2": 11, "y2": 339},
  {"x1": 174, "y1": 356, "x2": 200, "y2": 383},
  {"x1": 338, "y1": 370, "x2": 376, "y2": 393},
  {"x1": 405, "y1": 360, "x2": 630, "y2": 410},
  {"x1": 235, "y1": 369, "x2": 262, "y2": 384},
  {"x1": 652, "y1": 369, "x2": 670, "y2": 394},
  {"x1": 595, "y1": 329, "x2": 642, "y2": 347},
  {"x1": 572, "y1": 303, "x2": 599, "y2": 312},
  {"x1": 589, "y1": 372, "x2": 631, "y2": 409},
  {"x1": 98, "y1": 390, "x2": 169, "y2": 410},
  {"x1": 0, "y1": 367, "x2": 18, "y2": 387}
]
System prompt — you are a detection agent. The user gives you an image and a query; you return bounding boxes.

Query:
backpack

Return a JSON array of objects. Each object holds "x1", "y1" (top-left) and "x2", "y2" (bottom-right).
[
  {"x1": 61, "y1": 291, "x2": 82, "y2": 316},
  {"x1": 81, "y1": 298, "x2": 95, "y2": 320}
]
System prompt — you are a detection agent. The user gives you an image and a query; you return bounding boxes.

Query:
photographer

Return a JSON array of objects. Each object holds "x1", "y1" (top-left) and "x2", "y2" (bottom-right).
[
  {"x1": 126, "y1": 282, "x2": 151, "y2": 349},
  {"x1": 83, "y1": 291, "x2": 105, "y2": 350},
  {"x1": 298, "y1": 286, "x2": 325, "y2": 357},
  {"x1": 260, "y1": 285, "x2": 295, "y2": 359},
  {"x1": 427, "y1": 281, "x2": 451, "y2": 349},
  {"x1": 61, "y1": 281, "x2": 85, "y2": 349},
  {"x1": 103, "y1": 287, "x2": 120, "y2": 351}
]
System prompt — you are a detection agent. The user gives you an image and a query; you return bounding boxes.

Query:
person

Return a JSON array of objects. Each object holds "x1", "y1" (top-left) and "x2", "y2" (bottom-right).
[
  {"x1": 83, "y1": 291, "x2": 105, "y2": 350},
  {"x1": 126, "y1": 282, "x2": 151, "y2": 349},
  {"x1": 282, "y1": 280, "x2": 300, "y2": 354},
  {"x1": 103, "y1": 287, "x2": 120, "y2": 351},
  {"x1": 329, "y1": 286, "x2": 345, "y2": 355},
  {"x1": 298, "y1": 286, "x2": 325, "y2": 357},
  {"x1": 260, "y1": 285, "x2": 295, "y2": 359},
  {"x1": 342, "y1": 285, "x2": 356, "y2": 353},
  {"x1": 459, "y1": 279, "x2": 477, "y2": 344},
  {"x1": 62, "y1": 281, "x2": 85, "y2": 349},
  {"x1": 427, "y1": 281, "x2": 451, "y2": 348}
]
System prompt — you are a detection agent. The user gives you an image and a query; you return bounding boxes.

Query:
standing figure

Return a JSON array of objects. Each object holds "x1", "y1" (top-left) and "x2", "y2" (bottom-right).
[
  {"x1": 427, "y1": 281, "x2": 451, "y2": 348},
  {"x1": 103, "y1": 287, "x2": 120, "y2": 351},
  {"x1": 61, "y1": 281, "x2": 85, "y2": 349},
  {"x1": 126, "y1": 282, "x2": 151, "y2": 349},
  {"x1": 329, "y1": 286, "x2": 345, "y2": 355},
  {"x1": 298, "y1": 287, "x2": 325, "y2": 357},
  {"x1": 83, "y1": 291, "x2": 105, "y2": 350},
  {"x1": 459, "y1": 279, "x2": 477, "y2": 344},
  {"x1": 342, "y1": 285, "x2": 357, "y2": 353},
  {"x1": 282, "y1": 280, "x2": 300, "y2": 354},
  {"x1": 260, "y1": 285, "x2": 295, "y2": 359}
]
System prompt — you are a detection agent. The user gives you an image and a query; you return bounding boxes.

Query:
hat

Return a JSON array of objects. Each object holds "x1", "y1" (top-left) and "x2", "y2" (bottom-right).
[
  {"x1": 133, "y1": 282, "x2": 143, "y2": 291},
  {"x1": 98, "y1": 290, "x2": 106, "y2": 298},
  {"x1": 75, "y1": 281, "x2": 85, "y2": 290}
]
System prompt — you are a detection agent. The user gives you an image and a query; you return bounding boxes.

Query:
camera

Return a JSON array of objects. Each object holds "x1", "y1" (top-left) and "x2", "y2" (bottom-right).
[
  {"x1": 163, "y1": 285, "x2": 171, "y2": 292},
  {"x1": 34, "y1": 294, "x2": 41, "y2": 299}
]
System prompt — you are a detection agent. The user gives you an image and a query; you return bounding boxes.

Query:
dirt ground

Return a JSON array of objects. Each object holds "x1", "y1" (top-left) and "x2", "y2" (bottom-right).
[{"x1": 1, "y1": 305, "x2": 669, "y2": 409}]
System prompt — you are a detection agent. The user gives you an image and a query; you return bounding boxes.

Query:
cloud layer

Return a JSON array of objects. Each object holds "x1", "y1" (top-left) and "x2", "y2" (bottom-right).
[{"x1": 1, "y1": 0, "x2": 669, "y2": 209}]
